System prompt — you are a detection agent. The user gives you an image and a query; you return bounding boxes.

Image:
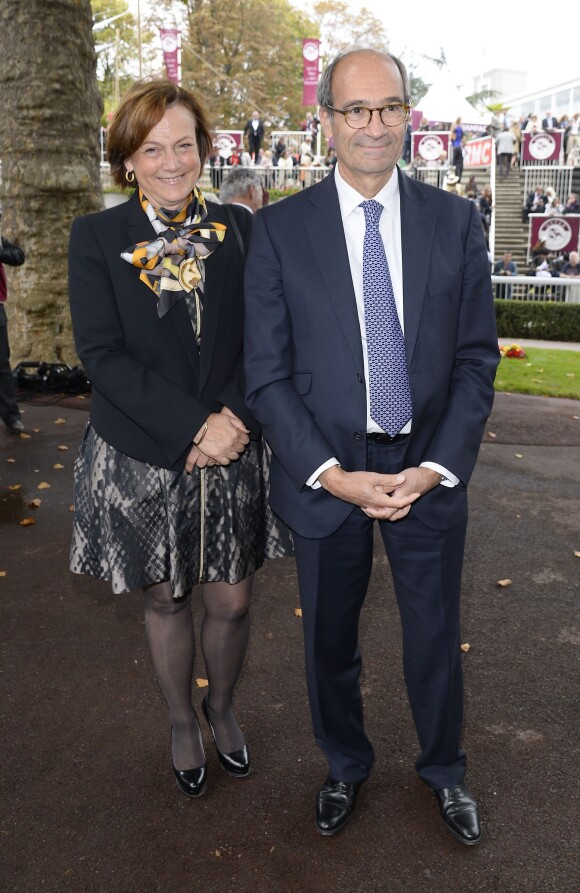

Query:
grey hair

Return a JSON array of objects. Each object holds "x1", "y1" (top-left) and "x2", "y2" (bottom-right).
[
  {"x1": 219, "y1": 167, "x2": 262, "y2": 202},
  {"x1": 316, "y1": 48, "x2": 411, "y2": 112}
]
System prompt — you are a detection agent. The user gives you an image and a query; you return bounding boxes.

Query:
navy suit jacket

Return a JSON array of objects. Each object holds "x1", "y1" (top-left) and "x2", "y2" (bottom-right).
[
  {"x1": 244, "y1": 168, "x2": 499, "y2": 537},
  {"x1": 68, "y1": 192, "x2": 258, "y2": 471}
]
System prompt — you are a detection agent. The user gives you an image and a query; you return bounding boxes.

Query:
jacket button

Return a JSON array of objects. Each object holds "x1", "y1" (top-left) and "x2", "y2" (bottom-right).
[{"x1": 354, "y1": 431, "x2": 363, "y2": 440}]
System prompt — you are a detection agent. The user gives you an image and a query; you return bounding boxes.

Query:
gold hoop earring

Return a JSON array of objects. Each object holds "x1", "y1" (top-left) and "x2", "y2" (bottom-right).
[{"x1": 125, "y1": 170, "x2": 135, "y2": 184}]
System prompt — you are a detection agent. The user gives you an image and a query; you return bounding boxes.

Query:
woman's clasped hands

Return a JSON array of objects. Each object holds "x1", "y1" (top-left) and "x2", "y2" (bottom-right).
[{"x1": 185, "y1": 406, "x2": 250, "y2": 472}]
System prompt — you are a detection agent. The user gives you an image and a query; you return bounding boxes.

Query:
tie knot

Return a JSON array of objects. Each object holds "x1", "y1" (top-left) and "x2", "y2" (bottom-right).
[{"x1": 361, "y1": 199, "x2": 384, "y2": 228}]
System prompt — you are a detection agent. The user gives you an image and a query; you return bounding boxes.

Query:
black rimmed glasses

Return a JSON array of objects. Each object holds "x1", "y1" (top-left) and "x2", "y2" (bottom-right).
[{"x1": 326, "y1": 103, "x2": 410, "y2": 129}]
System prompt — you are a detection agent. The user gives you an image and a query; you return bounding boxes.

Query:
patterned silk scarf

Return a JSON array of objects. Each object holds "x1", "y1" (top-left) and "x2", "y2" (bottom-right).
[{"x1": 121, "y1": 188, "x2": 227, "y2": 330}]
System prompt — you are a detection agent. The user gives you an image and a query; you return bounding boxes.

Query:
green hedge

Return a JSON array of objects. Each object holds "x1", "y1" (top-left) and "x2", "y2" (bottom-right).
[{"x1": 494, "y1": 300, "x2": 580, "y2": 342}]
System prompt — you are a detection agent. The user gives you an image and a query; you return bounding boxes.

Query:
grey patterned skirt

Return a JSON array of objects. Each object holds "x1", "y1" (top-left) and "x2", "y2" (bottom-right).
[{"x1": 70, "y1": 424, "x2": 293, "y2": 597}]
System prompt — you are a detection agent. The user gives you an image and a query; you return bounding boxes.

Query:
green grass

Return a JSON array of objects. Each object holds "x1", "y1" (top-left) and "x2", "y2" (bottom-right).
[{"x1": 494, "y1": 347, "x2": 580, "y2": 399}]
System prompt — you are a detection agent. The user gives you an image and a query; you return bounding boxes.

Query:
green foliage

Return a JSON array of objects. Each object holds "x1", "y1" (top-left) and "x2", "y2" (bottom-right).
[
  {"x1": 312, "y1": 1, "x2": 389, "y2": 65},
  {"x1": 494, "y1": 347, "x2": 580, "y2": 399},
  {"x1": 495, "y1": 300, "x2": 580, "y2": 342},
  {"x1": 91, "y1": 0, "x2": 138, "y2": 121},
  {"x1": 179, "y1": 0, "x2": 318, "y2": 130}
]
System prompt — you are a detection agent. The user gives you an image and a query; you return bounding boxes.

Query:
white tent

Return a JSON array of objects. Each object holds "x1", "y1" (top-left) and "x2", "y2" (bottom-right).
[{"x1": 416, "y1": 67, "x2": 490, "y2": 129}]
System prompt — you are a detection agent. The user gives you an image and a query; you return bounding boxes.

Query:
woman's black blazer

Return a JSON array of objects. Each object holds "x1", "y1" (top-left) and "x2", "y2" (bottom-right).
[{"x1": 68, "y1": 192, "x2": 258, "y2": 471}]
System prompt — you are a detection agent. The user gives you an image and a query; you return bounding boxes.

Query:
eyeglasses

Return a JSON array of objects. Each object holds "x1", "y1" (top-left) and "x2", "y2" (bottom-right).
[{"x1": 326, "y1": 103, "x2": 410, "y2": 129}]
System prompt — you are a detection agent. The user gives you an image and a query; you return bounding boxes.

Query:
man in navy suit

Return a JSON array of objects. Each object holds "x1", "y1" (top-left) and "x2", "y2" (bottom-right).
[{"x1": 244, "y1": 49, "x2": 499, "y2": 843}]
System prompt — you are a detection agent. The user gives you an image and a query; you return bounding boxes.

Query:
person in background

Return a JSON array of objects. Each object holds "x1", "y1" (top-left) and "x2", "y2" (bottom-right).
[
  {"x1": 449, "y1": 117, "x2": 464, "y2": 182},
  {"x1": 243, "y1": 110, "x2": 265, "y2": 163},
  {"x1": 218, "y1": 167, "x2": 265, "y2": 214},
  {"x1": 0, "y1": 227, "x2": 25, "y2": 435},
  {"x1": 496, "y1": 127, "x2": 515, "y2": 179},
  {"x1": 68, "y1": 80, "x2": 291, "y2": 802},
  {"x1": 493, "y1": 250, "x2": 518, "y2": 299},
  {"x1": 563, "y1": 193, "x2": 579, "y2": 214},
  {"x1": 560, "y1": 250, "x2": 580, "y2": 278}
]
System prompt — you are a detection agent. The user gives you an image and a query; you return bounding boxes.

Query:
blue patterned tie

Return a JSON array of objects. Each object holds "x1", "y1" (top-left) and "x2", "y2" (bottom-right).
[{"x1": 361, "y1": 200, "x2": 412, "y2": 436}]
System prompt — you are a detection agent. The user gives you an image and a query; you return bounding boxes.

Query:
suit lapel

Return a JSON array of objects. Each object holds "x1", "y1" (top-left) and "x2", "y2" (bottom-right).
[
  {"x1": 398, "y1": 170, "x2": 437, "y2": 365},
  {"x1": 303, "y1": 174, "x2": 364, "y2": 370}
]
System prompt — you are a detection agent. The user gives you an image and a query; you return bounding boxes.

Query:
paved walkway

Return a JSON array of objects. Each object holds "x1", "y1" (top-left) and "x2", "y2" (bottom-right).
[
  {"x1": 498, "y1": 337, "x2": 578, "y2": 351},
  {"x1": 1, "y1": 392, "x2": 578, "y2": 893}
]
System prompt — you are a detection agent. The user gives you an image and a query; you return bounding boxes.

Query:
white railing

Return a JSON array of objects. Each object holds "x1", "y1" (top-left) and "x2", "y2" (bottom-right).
[
  {"x1": 491, "y1": 275, "x2": 580, "y2": 303},
  {"x1": 199, "y1": 163, "x2": 331, "y2": 192},
  {"x1": 523, "y1": 166, "x2": 574, "y2": 205}
]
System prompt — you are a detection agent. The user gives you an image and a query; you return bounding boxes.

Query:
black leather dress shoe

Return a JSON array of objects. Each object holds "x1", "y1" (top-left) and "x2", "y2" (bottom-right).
[
  {"x1": 201, "y1": 696, "x2": 251, "y2": 777},
  {"x1": 435, "y1": 783, "x2": 482, "y2": 845},
  {"x1": 3, "y1": 417, "x2": 25, "y2": 435},
  {"x1": 316, "y1": 776, "x2": 362, "y2": 836},
  {"x1": 173, "y1": 764, "x2": 207, "y2": 798}
]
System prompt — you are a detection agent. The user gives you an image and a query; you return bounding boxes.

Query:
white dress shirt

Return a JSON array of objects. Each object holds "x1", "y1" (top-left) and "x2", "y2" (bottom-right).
[{"x1": 306, "y1": 164, "x2": 458, "y2": 489}]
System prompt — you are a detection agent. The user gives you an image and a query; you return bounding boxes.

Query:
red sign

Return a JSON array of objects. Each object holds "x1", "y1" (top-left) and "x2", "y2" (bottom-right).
[
  {"x1": 463, "y1": 136, "x2": 493, "y2": 167},
  {"x1": 302, "y1": 39, "x2": 320, "y2": 106},
  {"x1": 529, "y1": 214, "x2": 580, "y2": 255},
  {"x1": 411, "y1": 132, "x2": 449, "y2": 163},
  {"x1": 214, "y1": 130, "x2": 243, "y2": 159},
  {"x1": 522, "y1": 131, "x2": 563, "y2": 163},
  {"x1": 160, "y1": 29, "x2": 180, "y2": 84}
]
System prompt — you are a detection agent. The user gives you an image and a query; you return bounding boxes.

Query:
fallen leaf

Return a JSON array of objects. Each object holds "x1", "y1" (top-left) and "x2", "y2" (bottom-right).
[
  {"x1": 574, "y1": 551, "x2": 580, "y2": 558},
  {"x1": 6, "y1": 458, "x2": 15, "y2": 463},
  {"x1": 0, "y1": 571, "x2": 6, "y2": 577},
  {"x1": 497, "y1": 578, "x2": 512, "y2": 587},
  {"x1": 525, "y1": 362, "x2": 532, "y2": 367},
  {"x1": 19, "y1": 433, "x2": 31, "y2": 439},
  {"x1": 565, "y1": 373, "x2": 575, "y2": 378},
  {"x1": 514, "y1": 453, "x2": 523, "y2": 459},
  {"x1": 33, "y1": 428, "x2": 41, "y2": 433},
  {"x1": 69, "y1": 504, "x2": 74, "y2": 512},
  {"x1": 195, "y1": 677, "x2": 209, "y2": 688},
  {"x1": 214, "y1": 850, "x2": 221, "y2": 858},
  {"x1": 37, "y1": 482, "x2": 51, "y2": 490},
  {"x1": 573, "y1": 416, "x2": 579, "y2": 420},
  {"x1": 58, "y1": 445, "x2": 69, "y2": 451},
  {"x1": 7, "y1": 484, "x2": 22, "y2": 491},
  {"x1": 28, "y1": 499, "x2": 42, "y2": 509},
  {"x1": 487, "y1": 431, "x2": 497, "y2": 438},
  {"x1": 20, "y1": 518, "x2": 36, "y2": 526},
  {"x1": 294, "y1": 607, "x2": 302, "y2": 617},
  {"x1": 460, "y1": 643, "x2": 470, "y2": 652},
  {"x1": 54, "y1": 418, "x2": 66, "y2": 425},
  {"x1": 53, "y1": 463, "x2": 65, "y2": 470},
  {"x1": 531, "y1": 378, "x2": 542, "y2": 384}
]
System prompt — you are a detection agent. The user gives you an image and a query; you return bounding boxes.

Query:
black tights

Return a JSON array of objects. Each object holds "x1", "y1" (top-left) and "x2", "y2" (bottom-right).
[{"x1": 143, "y1": 578, "x2": 252, "y2": 771}]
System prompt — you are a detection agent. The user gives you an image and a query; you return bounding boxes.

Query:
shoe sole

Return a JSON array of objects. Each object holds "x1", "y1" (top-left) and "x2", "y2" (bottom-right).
[
  {"x1": 315, "y1": 814, "x2": 353, "y2": 836},
  {"x1": 174, "y1": 777, "x2": 207, "y2": 799},
  {"x1": 440, "y1": 816, "x2": 482, "y2": 846},
  {"x1": 220, "y1": 763, "x2": 251, "y2": 778}
]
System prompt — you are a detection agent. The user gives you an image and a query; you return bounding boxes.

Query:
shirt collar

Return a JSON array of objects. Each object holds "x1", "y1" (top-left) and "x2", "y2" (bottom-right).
[{"x1": 334, "y1": 163, "x2": 400, "y2": 219}]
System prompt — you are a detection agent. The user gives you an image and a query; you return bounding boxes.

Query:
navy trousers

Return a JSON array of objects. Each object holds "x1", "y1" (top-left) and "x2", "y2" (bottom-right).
[{"x1": 293, "y1": 439, "x2": 467, "y2": 789}]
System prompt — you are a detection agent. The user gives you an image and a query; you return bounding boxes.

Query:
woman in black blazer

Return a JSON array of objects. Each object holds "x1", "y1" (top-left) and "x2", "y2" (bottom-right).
[{"x1": 68, "y1": 81, "x2": 290, "y2": 798}]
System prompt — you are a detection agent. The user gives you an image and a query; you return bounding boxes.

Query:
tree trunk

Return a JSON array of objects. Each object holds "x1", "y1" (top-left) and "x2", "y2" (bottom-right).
[{"x1": 0, "y1": 0, "x2": 103, "y2": 364}]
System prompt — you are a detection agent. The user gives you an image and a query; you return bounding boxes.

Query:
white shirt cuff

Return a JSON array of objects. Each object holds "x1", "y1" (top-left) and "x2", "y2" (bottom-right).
[
  {"x1": 306, "y1": 458, "x2": 340, "y2": 489},
  {"x1": 420, "y1": 461, "x2": 460, "y2": 488}
]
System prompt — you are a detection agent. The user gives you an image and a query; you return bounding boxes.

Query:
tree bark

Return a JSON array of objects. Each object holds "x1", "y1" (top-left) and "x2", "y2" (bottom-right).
[{"x1": 0, "y1": 0, "x2": 103, "y2": 363}]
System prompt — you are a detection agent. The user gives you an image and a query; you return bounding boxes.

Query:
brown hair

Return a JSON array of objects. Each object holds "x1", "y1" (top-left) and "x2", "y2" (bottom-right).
[{"x1": 107, "y1": 79, "x2": 214, "y2": 188}]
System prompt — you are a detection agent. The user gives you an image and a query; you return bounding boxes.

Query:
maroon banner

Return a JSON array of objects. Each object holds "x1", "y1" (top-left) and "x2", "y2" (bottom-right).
[
  {"x1": 463, "y1": 136, "x2": 493, "y2": 167},
  {"x1": 213, "y1": 130, "x2": 243, "y2": 159},
  {"x1": 522, "y1": 130, "x2": 563, "y2": 163},
  {"x1": 529, "y1": 214, "x2": 580, "y2": 255},
  {"x1": 160, "y1": 29, "x2": 180, "y2": 84},
  {"x1": 302, "y1": 39, "x2": 320, "y2": 106},
  {"x1": 411, "y1": 132, "x2": 449, "y2": 163}
]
